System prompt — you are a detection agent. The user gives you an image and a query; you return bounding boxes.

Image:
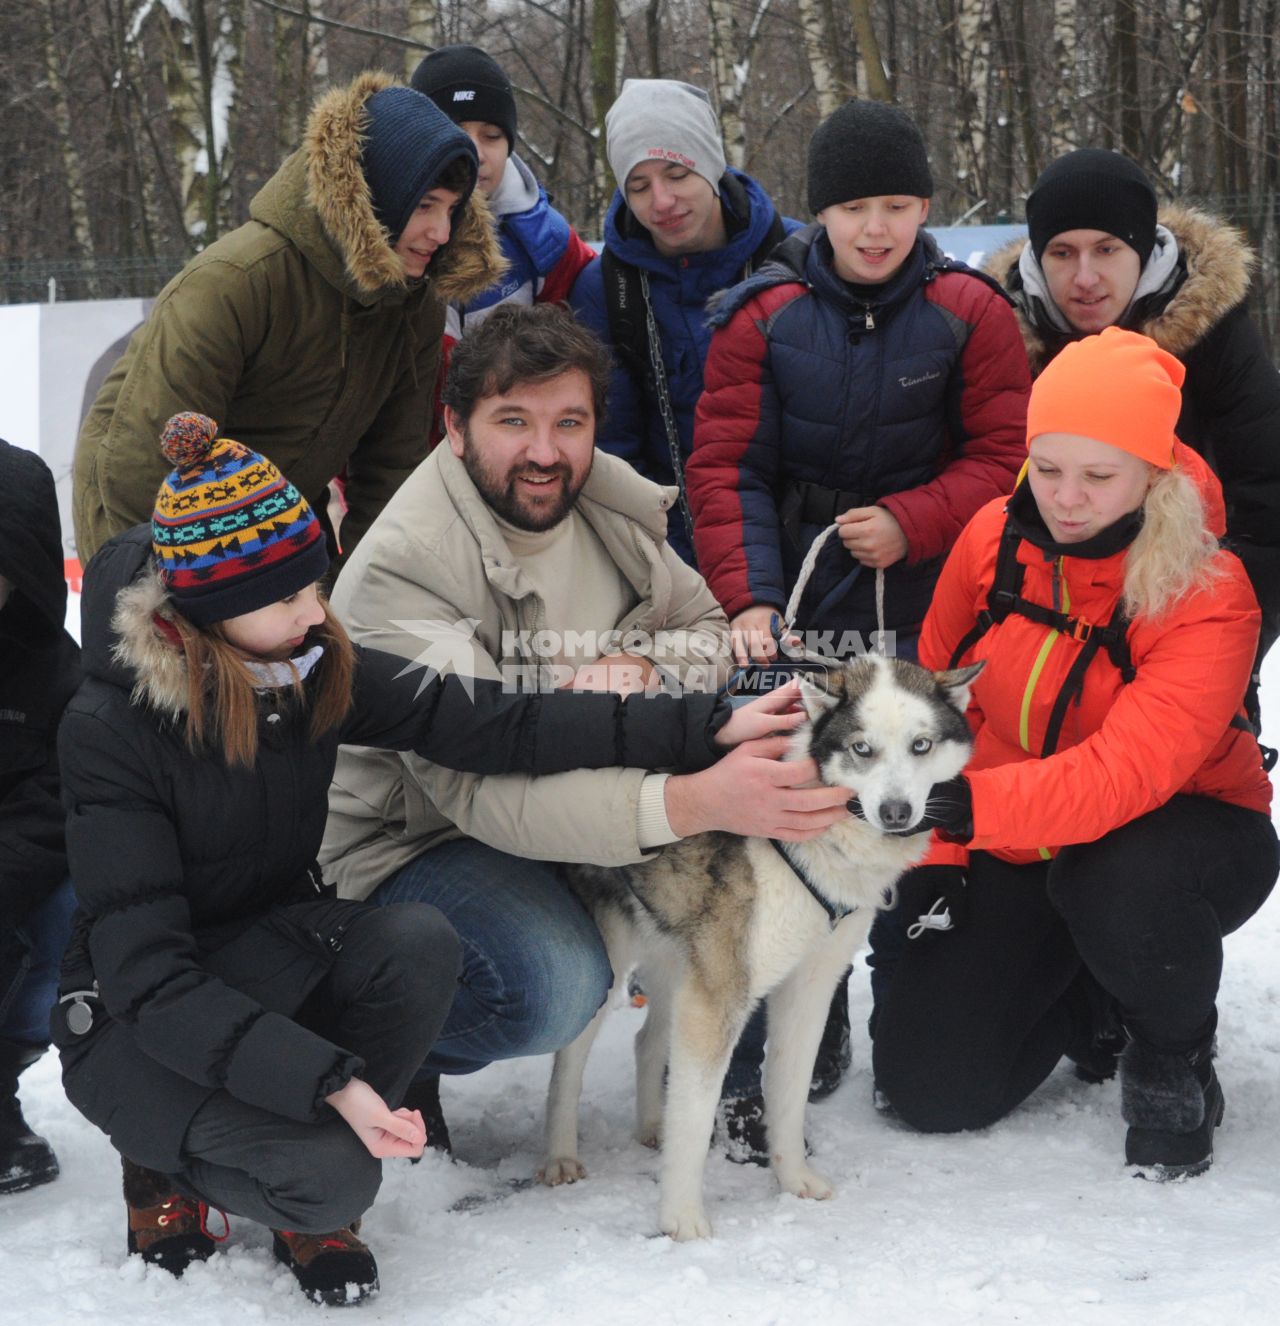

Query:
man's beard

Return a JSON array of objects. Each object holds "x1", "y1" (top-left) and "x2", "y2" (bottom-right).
[{"x1": 461, "y1": 437, "x2": 590, "y2": 532}]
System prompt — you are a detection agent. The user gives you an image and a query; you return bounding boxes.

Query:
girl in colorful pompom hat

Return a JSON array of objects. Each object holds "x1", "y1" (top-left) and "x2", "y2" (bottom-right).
[{"x1": 53, "y1": 411, "x2": 759, "y2": 1303}]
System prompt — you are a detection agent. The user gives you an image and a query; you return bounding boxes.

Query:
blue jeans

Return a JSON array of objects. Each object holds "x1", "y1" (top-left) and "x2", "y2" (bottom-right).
[
  {"x1": 0, "y1": 880, "x2": 76, "y2": 1047},
  {"x1": 370, "y1": 840, "x2": 612, "y2": 1077}
]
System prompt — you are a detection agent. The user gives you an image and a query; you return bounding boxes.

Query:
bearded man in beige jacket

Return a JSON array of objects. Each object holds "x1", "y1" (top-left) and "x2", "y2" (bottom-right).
[{"x1": 320, "y1": 304, "x2": 850, "y2": 1147}]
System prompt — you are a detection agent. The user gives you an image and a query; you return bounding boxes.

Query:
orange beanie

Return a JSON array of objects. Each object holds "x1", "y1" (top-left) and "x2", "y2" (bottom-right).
[{"x1": 1026, "y1": 326, "x2": 1185, "y2": 469}]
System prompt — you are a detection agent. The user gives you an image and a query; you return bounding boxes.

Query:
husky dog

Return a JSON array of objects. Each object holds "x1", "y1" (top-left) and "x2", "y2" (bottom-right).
[{"x1": 539, "y1": 654, "x2": 981, "y2": 1240}]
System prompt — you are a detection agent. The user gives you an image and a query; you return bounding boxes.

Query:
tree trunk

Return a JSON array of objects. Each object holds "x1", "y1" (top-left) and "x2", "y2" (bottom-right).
[
  {"x1": 707, "y1": 0, "x2": 775, "y2": 170},
  {"x1": 848, "y1": 0, "x2": 892, "y2": 102},
  {"x1": 1113, "y1": 0, "x2": 1142, "y2": 157},
  {"x1": 645, "y1": 0, "x2": 663, "y2": 77},
  {"x1": 40, "y1": 0, "x2": 98, "y2": 282},
  {"x1": 405, "y1": 1, "x2": 439, "y2": 81},
  {"x1": 954, "y1": 0, "x2": 993, "y2": 212},
  {"x1": 1050, "y1": 0, "x2": 1078, "y2": 157},
  {"x1": 796, "y1": 0, "x2": 841, "y2": 118},
  {"x1": 590, "y1": 0, "x2": 619, "y2": 215}
]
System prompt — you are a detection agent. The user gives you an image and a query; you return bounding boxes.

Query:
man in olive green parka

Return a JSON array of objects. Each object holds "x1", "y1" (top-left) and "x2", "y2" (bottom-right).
[{"x1": 74, "y1": 70, "x2": 505, "y2": 566}]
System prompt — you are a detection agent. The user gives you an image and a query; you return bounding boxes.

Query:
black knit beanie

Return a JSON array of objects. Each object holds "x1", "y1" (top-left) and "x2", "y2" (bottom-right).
[
  {"x1": 1026, "y1": 148, "x2": 1157, "y2": 264},
  {"x1": 411, "y1": 45, "x2": 518, "y2": 150},
  {"x1": 807, "y1": 100, "x2": 933, "y2": 214},
  {"x1": 361, "y1": 86, "x2": 478, "y2": 243}
]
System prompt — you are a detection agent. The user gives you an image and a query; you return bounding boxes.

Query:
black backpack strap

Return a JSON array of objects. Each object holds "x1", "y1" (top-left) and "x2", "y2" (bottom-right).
[
  {"x1": 746, "y1": 209, "x2": 787, "y2": 276},
  {"x1": 602, "y1": 248, "x2": 696, "y2": 551},
  {"x1": 602, "y1": 247, "x2": 649, "y2": 388},
  {"x1": 947, "y1": 512, "x2": 1026, "y2": 667},
  {"x1": 1040, "y1": 600, "x2": 1131, "y2": 757}
]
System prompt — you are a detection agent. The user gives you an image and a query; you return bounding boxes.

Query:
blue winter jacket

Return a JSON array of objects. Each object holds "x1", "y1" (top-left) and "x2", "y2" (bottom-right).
[
  {"x1": 571, "y1": 169, "x2": 800, "y2": 563},
  {"x1": 687, "y1": 226, "x2": 1029, "y2": 640}
]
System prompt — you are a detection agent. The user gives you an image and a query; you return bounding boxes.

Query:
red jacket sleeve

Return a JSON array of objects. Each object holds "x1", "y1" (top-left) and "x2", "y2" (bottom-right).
[
  {"x1": 880, "y1": 277, "x2": 1030, "y2": 564},
  {"x1": 687, "y1": 286, "x2": 802, "y2": 619},
  {"x1": 538, "y1": 227, "x2": 596, "y2": 307}
]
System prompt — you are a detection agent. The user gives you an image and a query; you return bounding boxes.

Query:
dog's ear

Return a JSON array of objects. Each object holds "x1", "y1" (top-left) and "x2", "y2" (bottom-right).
[
  {"x1": 797, "y1": 673, "x2": 839, "y2": 719},
  {"x1": 933, "y1": 660, "x2": 985, "y2": 713}
]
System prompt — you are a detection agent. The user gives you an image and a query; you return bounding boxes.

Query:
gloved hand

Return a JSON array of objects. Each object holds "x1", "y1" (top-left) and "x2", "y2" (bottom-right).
[{"x1": 847, "y1": 775, "x2": 973, "y2": 839}]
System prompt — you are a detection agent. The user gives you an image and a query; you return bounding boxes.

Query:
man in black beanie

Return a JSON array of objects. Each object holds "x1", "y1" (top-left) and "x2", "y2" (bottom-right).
[{"x1": 987, "y1": 146, "x2": 1280, "y2": 733}]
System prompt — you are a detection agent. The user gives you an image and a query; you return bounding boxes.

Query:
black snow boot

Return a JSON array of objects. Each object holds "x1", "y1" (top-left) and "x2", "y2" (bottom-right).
[
  {"x1": 809, "y1": 971, "x2": 853, "y2": 1102},
  {"x1": 1121, "y1": 1039, "x2": 1224, "y2": 1180},
  {"x1": 402, "y1": 1073, "x2": 451, "y2": 1157},
  {"x1": 1062, "y1": 967, "x2": 1125, "y2": 1084},
  {"x1": 0, "y1": 1039, "x2": 59, "y2": 1195},
  {"x1": 123, "y1": 1157, "x2": 225, "y2": 1274},
  {"x1": 273, "y1": 1223, "x2": 379, "y2": 1306},
  {"x1": 718, "y1": 1092, "x2": 769, "y2": 1166}
]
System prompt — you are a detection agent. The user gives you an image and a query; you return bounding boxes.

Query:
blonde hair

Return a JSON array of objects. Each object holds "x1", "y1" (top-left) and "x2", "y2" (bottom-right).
[
  {"x1": 169, "y1": 598, "x2": 355, "y2": 767},
  {"x1": 1123, "y1": 465, "x2": 1223, "y2": 620}
]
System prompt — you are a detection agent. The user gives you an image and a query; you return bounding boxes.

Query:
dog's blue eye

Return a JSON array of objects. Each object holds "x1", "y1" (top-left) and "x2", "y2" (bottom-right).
[
  {"x1": 852, "y1": 741, "x2": 873, "y2": 757},
  {"x1": 912, "y1": 737, "x2": 933, "y2": 754}
]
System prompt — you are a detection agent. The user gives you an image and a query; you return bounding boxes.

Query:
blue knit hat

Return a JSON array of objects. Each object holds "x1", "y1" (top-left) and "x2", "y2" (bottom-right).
[{"x1": 362, "y1": 87, "x2": 479, "y2": 242}]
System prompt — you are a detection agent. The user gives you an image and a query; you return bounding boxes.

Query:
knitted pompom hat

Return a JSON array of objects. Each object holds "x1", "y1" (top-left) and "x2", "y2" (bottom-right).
[
  {"x1": 1026, "y1": 327, "x2": 1185, "y2": 469},
  {"x1": 152, "y1": 413, "x2": 329, "y2": 625}
]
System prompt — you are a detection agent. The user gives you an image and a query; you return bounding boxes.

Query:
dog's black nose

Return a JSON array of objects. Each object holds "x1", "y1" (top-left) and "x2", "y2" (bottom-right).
[{"x1": 879, "y1": 799, "x2": 913, "y2": 829}]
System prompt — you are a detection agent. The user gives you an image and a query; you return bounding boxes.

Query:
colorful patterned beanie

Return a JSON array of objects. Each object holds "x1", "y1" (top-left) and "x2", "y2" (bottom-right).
[{"x1": 152, "y1": 413, "x2": 329, "y2": 626}]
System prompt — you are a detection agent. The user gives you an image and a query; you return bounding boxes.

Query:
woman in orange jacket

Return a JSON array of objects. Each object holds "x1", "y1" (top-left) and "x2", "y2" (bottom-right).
[{"x1": 870, "y1": 327, "x2": 1277, "y2": 1179}]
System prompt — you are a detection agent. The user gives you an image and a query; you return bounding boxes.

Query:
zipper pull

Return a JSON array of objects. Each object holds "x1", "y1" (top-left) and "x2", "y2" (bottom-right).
[{"x1": 864, "y1": 309, "x2": 876, "y2": 330}]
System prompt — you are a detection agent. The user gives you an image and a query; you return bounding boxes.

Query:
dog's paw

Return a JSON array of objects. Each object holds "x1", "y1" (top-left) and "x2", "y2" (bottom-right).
[
  {"x1": 774, "y1": 1162, "x2": 835, "y2": 1201},
  {"x1": 635, "y1": 1121, "x2": 663, "y2": 1149},
  {"x1": 538, "y1": 1157, "x2": 588, "y2": 1186},
  {"x1": 660, "y1": 1204, "x2": 713, "y2": 1241}
]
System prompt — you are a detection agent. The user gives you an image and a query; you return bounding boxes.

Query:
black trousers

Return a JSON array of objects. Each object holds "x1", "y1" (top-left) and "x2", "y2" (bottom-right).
[
  {"x1": 177, "y1": 902, "x2": 461, "y2": 1232},
  {"x1": 872, "y1": 796, "x2": 1279, "y2": 1134}
]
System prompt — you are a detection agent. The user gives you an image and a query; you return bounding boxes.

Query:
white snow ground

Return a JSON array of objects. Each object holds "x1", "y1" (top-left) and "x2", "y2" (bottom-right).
[{"x1": 5, "y1": 652, "x2": 1280, "y2": 1324}]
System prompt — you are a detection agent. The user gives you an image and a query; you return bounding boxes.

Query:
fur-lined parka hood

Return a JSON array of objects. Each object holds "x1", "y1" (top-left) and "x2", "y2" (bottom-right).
[
  {"x1": 79, "y1": 526, "x2": 193, "y2": 721},
  {"x1": 986, "y1": 205, "x2": 1254, "y2": 372},
  {"x1": 251, "y1": 71, "x2": 506, "y2": 302}
]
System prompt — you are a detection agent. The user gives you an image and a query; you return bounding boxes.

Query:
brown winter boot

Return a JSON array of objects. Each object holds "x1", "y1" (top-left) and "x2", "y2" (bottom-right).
[
  {"x1": 272, "y1": 1223, "x2": 379, "y2": 1305},
  {"x1": 123, "y1": 1157, "x2": 226, "y2": 1275}
]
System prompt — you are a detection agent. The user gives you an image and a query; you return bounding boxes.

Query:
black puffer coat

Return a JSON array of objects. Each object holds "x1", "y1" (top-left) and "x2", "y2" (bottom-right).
[
  {"x1": 53, "y1": 527, "x2": 725, "y2": 1170},
  {"x1": 0, "y1": 440, "x2": 81, "y2": 932}
]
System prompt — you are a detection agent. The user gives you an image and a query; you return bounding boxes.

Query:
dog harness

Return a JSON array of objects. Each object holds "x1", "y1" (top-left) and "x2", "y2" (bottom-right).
[{"x1": 768, "y1": 839, "x2": 853, "y2": 928}]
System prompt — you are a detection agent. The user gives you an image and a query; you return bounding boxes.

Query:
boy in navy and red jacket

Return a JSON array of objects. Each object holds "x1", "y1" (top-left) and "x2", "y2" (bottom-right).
[{"x1": 687, "y1": 100, "x2": 1030, "y2": 668}]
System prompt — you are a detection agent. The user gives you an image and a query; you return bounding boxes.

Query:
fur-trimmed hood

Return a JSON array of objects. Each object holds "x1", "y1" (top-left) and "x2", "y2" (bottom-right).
[
  {"x1": 985, "y1": 205, "x2": 1255, "y2": 372},
  {"x1": 79, "y1": 526, "x2": 193, "y2": 721},
  {"x1": 251, "y1": 70, "x2": 506, "y2": 302}
]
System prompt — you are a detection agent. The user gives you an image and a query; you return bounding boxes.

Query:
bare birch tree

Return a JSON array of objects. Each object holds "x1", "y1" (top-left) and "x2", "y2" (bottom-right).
[{"x1": 795, "y1": 0, "x2": 841, "y2": 118}]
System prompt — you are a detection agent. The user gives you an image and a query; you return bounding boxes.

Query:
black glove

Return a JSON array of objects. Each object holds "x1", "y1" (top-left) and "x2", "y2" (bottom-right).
[{"x1": 847, "y1": 775, "x2": 973, "y2": 839}]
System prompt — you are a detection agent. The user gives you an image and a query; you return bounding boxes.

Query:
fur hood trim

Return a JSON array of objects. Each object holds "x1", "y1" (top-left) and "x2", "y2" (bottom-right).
[
  {"x1": 110, "y1": 568, "x2": 193, "y2": 721},
  {"x1": 986, "y1": 205, "x2": 1255, "y2": 370},
  {"x1": 305, "y1": 70, "x2": 506, "y2": 300}
]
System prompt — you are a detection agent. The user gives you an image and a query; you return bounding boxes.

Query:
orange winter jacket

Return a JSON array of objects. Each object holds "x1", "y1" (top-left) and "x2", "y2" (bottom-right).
[{"x1": 919, "y1": 443, "x2": 1271, "y2": 865}]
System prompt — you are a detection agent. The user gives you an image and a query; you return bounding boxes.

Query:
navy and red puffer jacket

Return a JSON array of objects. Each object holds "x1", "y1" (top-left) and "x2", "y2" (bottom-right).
[{"x1": 687, "y1": 226, "x2": 1030, "y2": 638}]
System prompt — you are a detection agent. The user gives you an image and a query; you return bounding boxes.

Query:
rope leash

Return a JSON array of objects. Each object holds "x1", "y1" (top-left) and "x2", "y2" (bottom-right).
[{"x1": 781, "y1": 521, "x2": 888, "y2": 659}]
